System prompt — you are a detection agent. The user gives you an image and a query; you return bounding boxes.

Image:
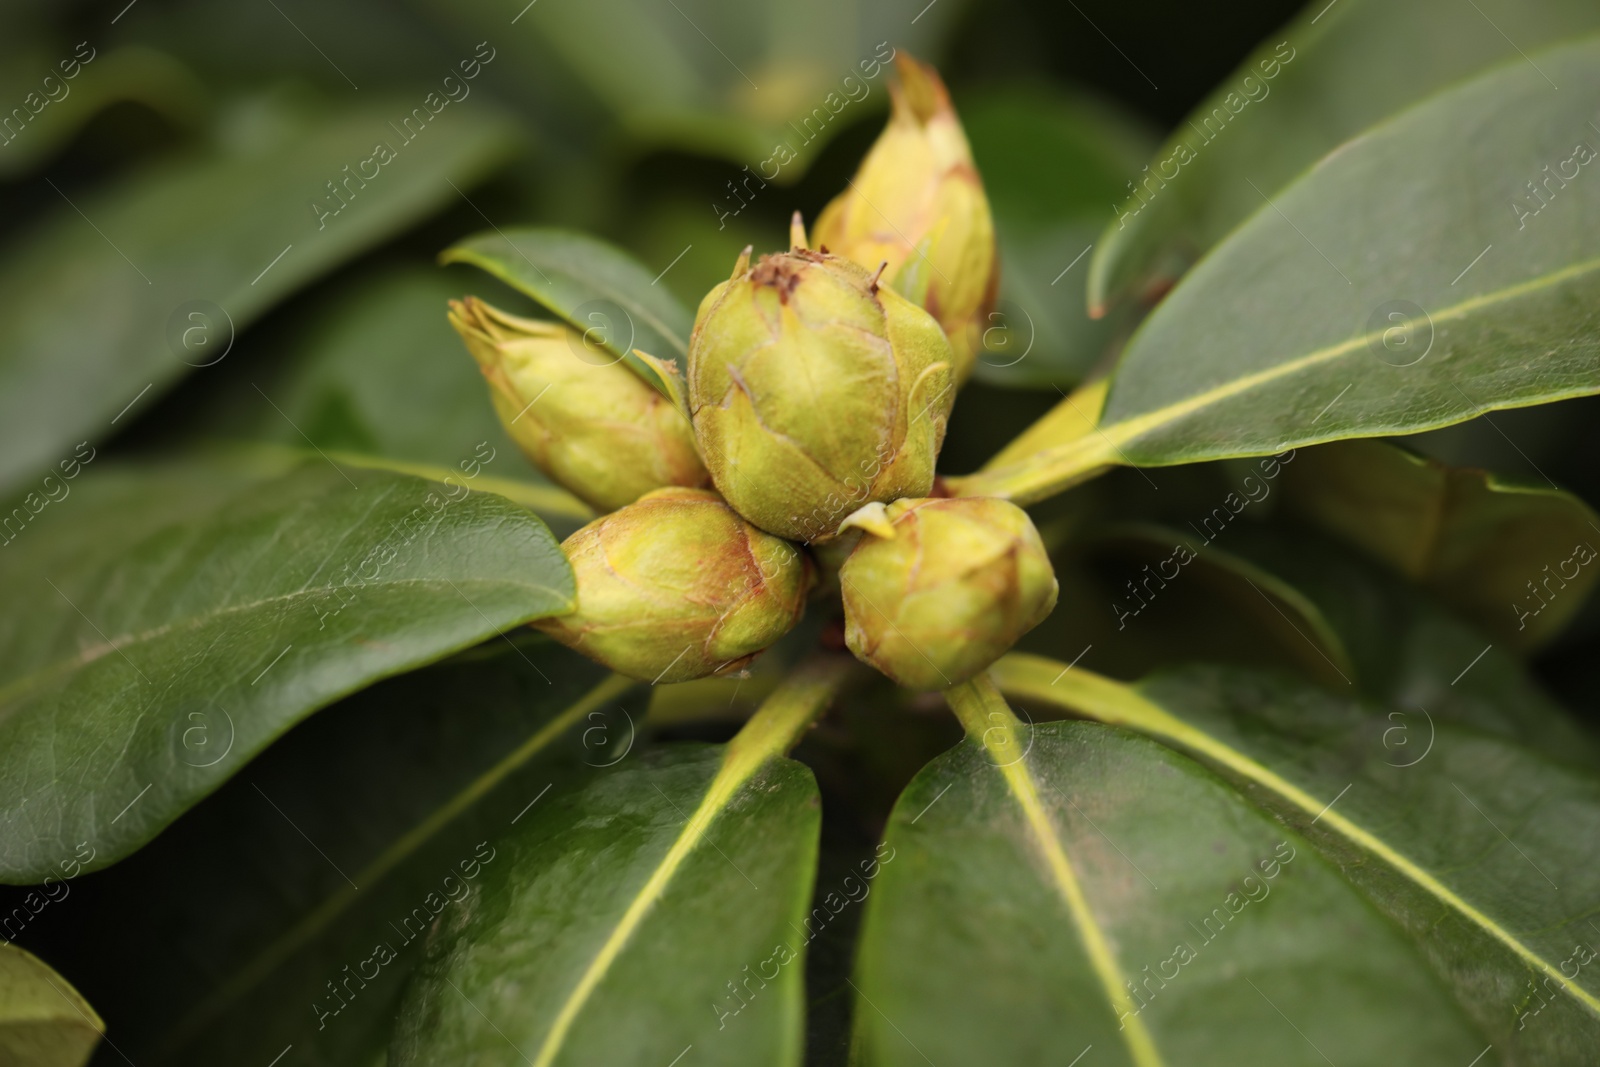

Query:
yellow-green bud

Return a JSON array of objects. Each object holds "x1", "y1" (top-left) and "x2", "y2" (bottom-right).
[
  {"x1": 839, "y1": 497, "x2": 1057, "y2": 690},
  {"x1": 450, "y1": 297, "x2": 707, "y2": 513},
  {"x1": 534, "y1": 487, "x2": 811, "y2": 683},
  {"x1": 812, "y1": 54, "x2": 997, "y2": 385},
  {"x1": 687, "y1": 246, "x2": 955, "y2": 544}
]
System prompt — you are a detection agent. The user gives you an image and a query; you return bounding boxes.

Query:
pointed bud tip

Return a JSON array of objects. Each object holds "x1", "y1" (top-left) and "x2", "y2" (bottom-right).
[{"x1": 789, "y1": 211, "x2": 809, "y2": 251}]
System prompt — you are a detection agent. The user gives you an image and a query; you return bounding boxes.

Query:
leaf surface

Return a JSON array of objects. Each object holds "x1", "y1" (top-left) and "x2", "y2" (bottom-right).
[
  {"x1": 995, "y1": 656, "x2": 1600, "y2": 1064},
  {"x1": 0, "y1": 944, "x2": 102, "y2": 1067},
  {"x1": 1282, "y1": 440, "x2": 1600, "y2": 649},
  {"x1": 1088, "y1": 0, "x2": 1600, "y2": 310},
  {"x1": 961, "y1": 41, "x2": 1600, "y2": 503},
  {"x1": 0, "y1": 101, "x2": 516, "y2": 495},
  {"x1": 0, "y1": 456, "x2": 574, "y2": 881},
  {"x1": 856, "y1": 706, "x2": 1487, "y2": 1066}
]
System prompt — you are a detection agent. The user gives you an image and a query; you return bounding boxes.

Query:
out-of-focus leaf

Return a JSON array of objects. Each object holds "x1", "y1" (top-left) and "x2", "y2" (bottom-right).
[
  {"x1": 443, "y1": 228, "x2": 694, "y2": 406},
  {"x1": 0, "y1": 945, "x2": 101, "y2": 1067},
  {"x1": 1214, "y1": 523, "x2": 1600, "y2": 764},
  {"x1": 1282, "y1": 440, "x2": 1600, "y2": 650},
  {"x1": 426, "y1": 0, "x2": 966, "y2": 166},
  {"x1": 0, "y1": 456, "x2": 574, "y2": 882},
  {"x1": 997, "y1": 658, "x2": 1600, "y2": 1064},
  {"x1": 194, "y1": 269, "x2": 519, "y2": 468},
  {"x1": 858, "y1": 692, "x2": 1487, "y2": 1066},
  {"x1": 1088, "y1": 0, "x2": 1600, "y2": 311},
  {"x1": 0, "y1": 45, "x2": 206, "y2": 177},
  {"x1": 961, "y1": 89, "x2": 1154, "y2": 388},
  {"x1": 962, "y1": 40, "x2": 1600, "y2": 504},
  {"x1": 6, "y1": 640, "x2": 628, "y2": 1067},
  {"x1": 0, "y1": 100, "x2": 518, "y2": 496},
  {"x1": 391, "y1": 659, "x2": 850, "y2": 1067}
]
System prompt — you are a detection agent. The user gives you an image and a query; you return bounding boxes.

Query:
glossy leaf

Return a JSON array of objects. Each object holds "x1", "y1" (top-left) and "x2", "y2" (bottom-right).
[
  {"x1": 1282, "y1": 440, "x2": 1600, "y2": 649},
  {"x1": 441, "y1": 227, "x2": 695, "y2": 406},
  {"x1": 0, "y1": 455, "x2": 574, "y2": 882},
  {"x1": 1088, "y1": 0, "x2": 1600, "y2": 310},
  {"x1": 0, "y1": 100, "x2": 517, "y2": 496},
  {"x1": 7, "y1": 645, "x2": 626, "y2": 1067},
  {"x1": 995, "y1": 657, "x2": 1600, "y2": 1063},
  {"x1": 961, "y1": 90, "x2": 1155, "y2": 388},
  {"x1": 391, "y1": 657, "x2": 853, "y2": 1067},
  {"x1": 0, "y1": 945, "x2": 101, "y2": 1067},
  {"x1": 856, "y1": 686, "x2": 1486, "y2": 1066},
  {"x1": 960, "y1": 40, "x2": 1600, "y2": 504}
]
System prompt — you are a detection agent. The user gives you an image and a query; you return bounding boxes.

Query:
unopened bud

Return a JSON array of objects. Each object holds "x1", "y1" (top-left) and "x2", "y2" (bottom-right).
[
  {"x1": 534, "y1": 487, "x2": 811, "y2": 683},
  {"x1": 812, "y1": 54, "x2": 997, "y2": 385},
  {"x1": 450, "y1": 297, "x2": 707, "y2": 513},
  {"x1": 839, "y1": 497, "x2": 1057, "y2": 690},
  {"x1": 688, "y1": 245, "x2": 954, "y2": 543}
]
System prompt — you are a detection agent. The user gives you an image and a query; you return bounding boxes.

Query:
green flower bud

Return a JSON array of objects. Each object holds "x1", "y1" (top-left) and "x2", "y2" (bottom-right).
[
  {"x1": 450, "y1": 297, "x2": 707, "y2": 513},
  {"x1": 687, "y1": 244, "x2": 955, "y2": 544},
  {"x1": 534, "y1": 486, "x2": 811, "y2": 683},
  {"x1": 839, "y1": 497, "x2": 1057, "y2": 690},
  {"x1": 812, "y1": 54, "x2": 997, "y2": 385}
]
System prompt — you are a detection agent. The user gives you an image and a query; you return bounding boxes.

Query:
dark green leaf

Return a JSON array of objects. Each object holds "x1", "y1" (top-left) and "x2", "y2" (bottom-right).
[
  {"x1": 962, "y1": 40, "x2": 1600, "y2": 503},
  {"x1": 0, "y1": 944, "x2": 101, "y2": 1067},
  {"x1": 1088, "y1": 0, "x2": 1600, "y2": 310},
  {"x1": 6, "y1": 639, "x2": 626, "y2": 1067},
  {"x1": 856, "y1": 714, "x2": 1486, "y2": 1065},
  {"x1": 0, "y1": 100, "x2": 518, "y2": 496},
  {"x1": 0, "y1": 455, "x2": 573, "y2": 882},
  {"x1": 996, "y1": 657, "x2": 1600, "y2": 1064},
  {"x1": 392, "y1": 746, "x2": 820, "y2": 1067},
  {"x1": 1282, "y1": 439, "x2": 1600, "y2": 649}
]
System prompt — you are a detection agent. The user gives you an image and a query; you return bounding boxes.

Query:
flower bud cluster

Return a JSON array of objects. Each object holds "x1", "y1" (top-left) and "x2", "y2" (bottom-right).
[{"x1": 449, "y1": 56, "x2": 1046, "y2": 688}]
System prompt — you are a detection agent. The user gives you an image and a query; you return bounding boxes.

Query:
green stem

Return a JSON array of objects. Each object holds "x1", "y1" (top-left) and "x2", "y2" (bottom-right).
[{"x1": 947, "y1": 432, "x2": 1119, "y2": 504}]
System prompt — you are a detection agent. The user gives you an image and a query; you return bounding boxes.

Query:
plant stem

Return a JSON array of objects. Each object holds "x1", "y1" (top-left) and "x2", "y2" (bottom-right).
[
  {"x1": 947, "y1": 432, "x2": 1119, "y2": 504},
  {"x1": 723, "y1": 651, "x2": 857, "y2": 774},
  {"x1": 943, "y1": 671, "x2": 1029, "y2": 765}
]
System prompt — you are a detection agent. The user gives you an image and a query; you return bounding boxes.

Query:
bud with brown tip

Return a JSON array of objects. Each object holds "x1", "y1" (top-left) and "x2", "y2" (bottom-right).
[
  {"x1": 450, "y1": 297, "x2": 707, "y2": 513},
  {"x1": 534, "y1": 487, "x2": 811, "y2": 683},
  {"x1": 839, "y1": 497, "x2": 1057, "y2": 690},
  {"x1": 812, "y1": 54, "x2": 997, "y2": 385},
  {"x1": 688, "y1": 242, "x2": 955, "y2": 544}
]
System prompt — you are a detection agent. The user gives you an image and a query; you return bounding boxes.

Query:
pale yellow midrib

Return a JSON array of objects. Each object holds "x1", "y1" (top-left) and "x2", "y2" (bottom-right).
[
  {"x1": 162, "y1": 674, "x2": 635, "y2": 1057},
  {"x1": 531, "y1": 764, "x2": 745, "y2": 1067},
  {"x1": 968, "y1": 253, "x2": 1600, "y2": 498},
  {"x1": 531, "y1": 658, "x2": 846, "y2": 1067},
  {"x1": 994, "y1": 653, "x2": 1600, "y2": 1021},
  {"x1": 948, "y1": 679, "x2": 1166, "y2": 1067}
]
